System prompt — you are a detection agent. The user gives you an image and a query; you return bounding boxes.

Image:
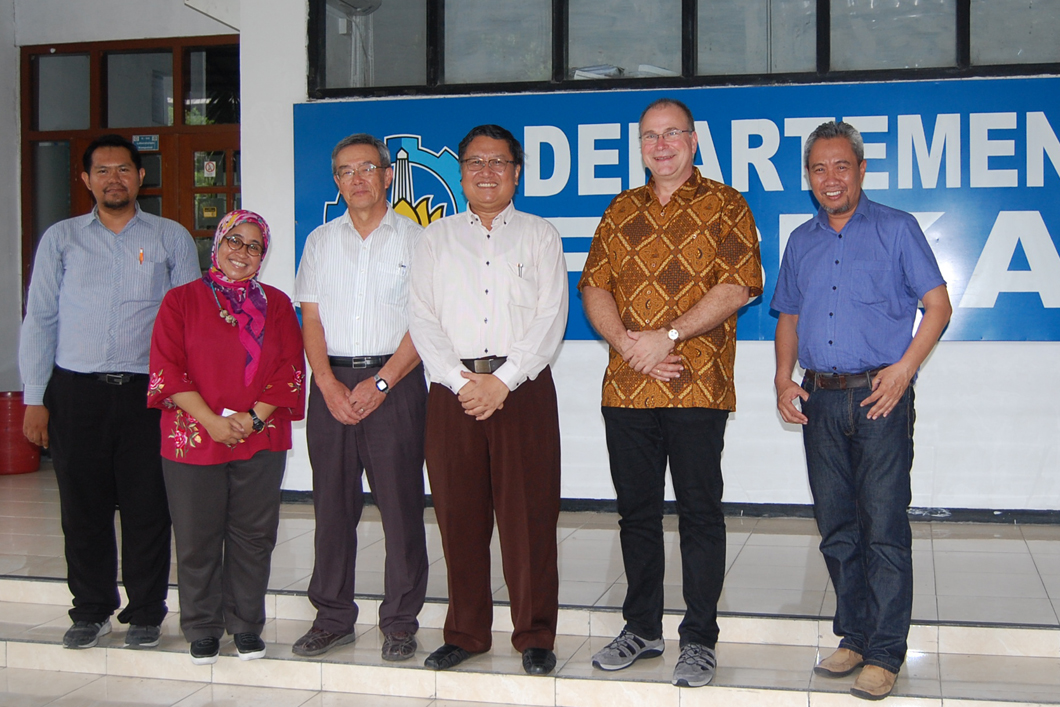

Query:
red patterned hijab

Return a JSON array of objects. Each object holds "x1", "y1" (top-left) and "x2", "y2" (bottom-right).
[{"x1": 202, "y1": 210, "x2": 271, "y2": 386}]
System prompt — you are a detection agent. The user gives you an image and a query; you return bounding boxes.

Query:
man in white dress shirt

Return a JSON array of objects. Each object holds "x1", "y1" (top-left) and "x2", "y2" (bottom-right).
[
  {"x1": 409, "y1": 124, "x2": 568, "y2": 676},
  {"x1": 292, "y1": 133, "x2": 428, "y2": 662}
]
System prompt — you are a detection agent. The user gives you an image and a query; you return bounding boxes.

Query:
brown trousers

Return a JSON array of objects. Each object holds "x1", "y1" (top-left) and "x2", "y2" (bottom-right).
[{"x1": 425, "y1": 367, "x2": 561, "y2": 653}]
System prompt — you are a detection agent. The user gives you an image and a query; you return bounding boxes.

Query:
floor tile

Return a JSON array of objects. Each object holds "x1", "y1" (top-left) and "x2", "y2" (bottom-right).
[
  {"x1": 936, "y1": 595, "x2": 1059, "y2": 626},
  {"x1": 48, "y1": 674, "x2": 205, "y2": 705}
]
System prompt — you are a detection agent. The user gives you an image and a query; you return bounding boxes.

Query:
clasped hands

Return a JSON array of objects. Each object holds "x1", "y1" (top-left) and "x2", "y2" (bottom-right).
[
  {"x1": 621, "y1": 327, "x2": 683, "y2": 381},
  {"x1": 321, "y1": 376, "x2": 385, "y2": 426}
]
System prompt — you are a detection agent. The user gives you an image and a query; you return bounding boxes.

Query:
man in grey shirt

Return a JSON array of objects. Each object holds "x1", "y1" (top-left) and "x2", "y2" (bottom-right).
[{"x1": 20, "y1": 134, "x2": 199, "y2": 650}]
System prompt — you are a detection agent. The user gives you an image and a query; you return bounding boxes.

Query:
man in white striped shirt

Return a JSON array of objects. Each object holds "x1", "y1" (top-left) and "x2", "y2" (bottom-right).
[{"x1": 292, "y1": 134, "x2": 428, "y2": 662}]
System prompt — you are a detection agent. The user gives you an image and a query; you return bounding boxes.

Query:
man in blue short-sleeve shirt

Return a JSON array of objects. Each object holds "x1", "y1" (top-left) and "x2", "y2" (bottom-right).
[{"x1": 771, "y1": 121, "x2": 951, "y2": 701}]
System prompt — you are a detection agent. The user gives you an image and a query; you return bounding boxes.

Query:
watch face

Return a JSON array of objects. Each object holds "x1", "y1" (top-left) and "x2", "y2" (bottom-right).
[
  {"x1": 668, "y1": 328, "x2": 679, "y2": 340},
  {"x1": 375, "y1": 377, "x2": 388, "y2": 392}
]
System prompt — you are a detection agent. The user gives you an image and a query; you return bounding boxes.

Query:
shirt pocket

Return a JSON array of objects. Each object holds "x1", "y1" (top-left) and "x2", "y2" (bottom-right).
[
  {"x1": 372, "y1": 261, "x2": 410, "y2": 309},
  {"x1": 507, "y1": 261, "x2": 537, "y2": 334},
  {"x1": 850, "y1": 260, "x2": 892, "y2": 305},
  {"x1": 128, "y1": 261, "x2": 166, "y2": 303}
]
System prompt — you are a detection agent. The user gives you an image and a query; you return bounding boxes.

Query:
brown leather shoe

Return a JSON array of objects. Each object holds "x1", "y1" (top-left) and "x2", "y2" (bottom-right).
[
  {"x1": 291, "y1": 627, "x2": 355, "y2": 657},
  {"x1": 851, "y1": 664, "x2": 898, "y2": 700},
  {"x1": 381, "y1": 630, "x2": 417, "y2": 661},
  {"x1": 814, "y1": 647, "x2": 864, "y2": 677}
]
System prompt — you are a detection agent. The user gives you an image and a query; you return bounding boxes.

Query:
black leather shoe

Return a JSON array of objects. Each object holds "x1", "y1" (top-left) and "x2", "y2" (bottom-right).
[
  {"x1": 424, "y1": 643, "x2": 472, "y2": 670},
  {"x1": 522, "y1": 647, "x2": 557, "y2": 675}
]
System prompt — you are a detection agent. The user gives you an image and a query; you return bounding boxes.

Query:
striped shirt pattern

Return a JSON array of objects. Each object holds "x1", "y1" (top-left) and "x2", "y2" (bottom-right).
[
  {"x1": 19, "y1": 207, "x2": 200, "y2": 405},
  {"x1": 294, "y1": 206, "x2": 423, "y2": 357}
]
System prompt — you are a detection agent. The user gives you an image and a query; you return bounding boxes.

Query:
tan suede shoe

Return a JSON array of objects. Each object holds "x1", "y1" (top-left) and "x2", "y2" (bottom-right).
[
  {"x1": 813, "y1": 647, "x2": 864, "y2": 677},
  {"x1": 851, "y1": 664, "x2": 898, "y2": 700}
]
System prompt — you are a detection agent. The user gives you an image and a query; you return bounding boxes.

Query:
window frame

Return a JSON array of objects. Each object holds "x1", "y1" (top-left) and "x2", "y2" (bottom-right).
[{"x1": 306, "y1": 0, "x2": 1060, "y2": 99}]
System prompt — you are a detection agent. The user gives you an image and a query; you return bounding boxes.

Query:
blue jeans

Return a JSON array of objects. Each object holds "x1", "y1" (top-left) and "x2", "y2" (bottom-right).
[
  {"x1": 801, "y1": 379, "x2": 915, "y2": 674},
  {"x1": 602, "y1": 406, "x2": 728, "y2": 648}
]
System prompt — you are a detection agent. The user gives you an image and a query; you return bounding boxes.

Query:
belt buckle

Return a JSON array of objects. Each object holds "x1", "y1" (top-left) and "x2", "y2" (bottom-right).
[
  {"x1": 104, "y1": 373, "x2": 125, "y2": 385},
  {"x1": 473, "y1": 359, "x2": 493, "y2": 374}
]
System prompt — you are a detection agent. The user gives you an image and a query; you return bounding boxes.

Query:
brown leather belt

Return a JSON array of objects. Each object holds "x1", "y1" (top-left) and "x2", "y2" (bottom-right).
[
  {"x1": 328, "y1": 355, "x2": 392, "y2": 369},
  {"x1": 806, "y1": 368, "x2": 884, "y2": 391},
  {"x1": 461, "y1": 356, "x2": 508, "y2": 374}
]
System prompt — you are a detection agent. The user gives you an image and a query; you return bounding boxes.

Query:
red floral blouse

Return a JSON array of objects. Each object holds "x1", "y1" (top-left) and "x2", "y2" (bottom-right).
[{"x1": 148, "y1": 279, "x2": 305, "y2": 464}]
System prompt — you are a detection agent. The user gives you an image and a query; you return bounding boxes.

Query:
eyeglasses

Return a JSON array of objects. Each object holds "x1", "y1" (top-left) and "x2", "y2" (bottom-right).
[
  {"x1": 335, "y1": 163, "x2": 383, "y2": 182},
  {"x1": 460, "y1": 158, "x2": 515, "y2": 173},
  {"x1": 222, "y1": 235, "x2": 264, "y2": 258},
  {"x1": 640, "y1": 129, "x2": 694, "y2": 144}
]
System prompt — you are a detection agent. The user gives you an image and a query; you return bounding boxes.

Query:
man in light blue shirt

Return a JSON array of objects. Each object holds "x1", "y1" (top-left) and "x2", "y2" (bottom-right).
[
  {"x1": 19, "y1": 134, "x2": 199, "y2": 651},
  {"x1": 772, "y1": 121, "x2": 951, "y2": 701}
]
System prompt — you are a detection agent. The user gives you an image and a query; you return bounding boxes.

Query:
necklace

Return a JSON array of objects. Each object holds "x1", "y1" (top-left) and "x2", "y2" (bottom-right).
[{"x1": 209, "y1": 282, "x2": 239, "y2": 327}]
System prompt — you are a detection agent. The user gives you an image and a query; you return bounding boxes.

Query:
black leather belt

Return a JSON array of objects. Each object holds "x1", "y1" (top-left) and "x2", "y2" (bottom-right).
[
  {"x1": 461, "y1": 356, "x2": 508, "y2": 374},
  {"x1": 806, "y1": 368, "x2": 884, "y2": 391},
  {"x1": 328, "y1": 355, "x2": 392, "y2": 369},
  {"x1": 73, "y1": 372, "x2": 144, "y2": 386}
]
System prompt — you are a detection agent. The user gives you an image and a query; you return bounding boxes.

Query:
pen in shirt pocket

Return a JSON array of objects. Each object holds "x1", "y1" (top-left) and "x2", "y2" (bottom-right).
[
  {"x1": 139, "y1": 248, "x2": 144, "y2": 265},
  {"x1": 518, "y1": 263, "x2": 523, "y2": 278}
]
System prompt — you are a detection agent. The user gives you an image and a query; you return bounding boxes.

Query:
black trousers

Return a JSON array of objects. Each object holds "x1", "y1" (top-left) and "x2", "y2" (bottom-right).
[
  {"x1": 602, "y1": 406, "x2": 728, "y2": 648},
  {"x1": 46, "y1": 367, "x2": 171, "y2": 625}
]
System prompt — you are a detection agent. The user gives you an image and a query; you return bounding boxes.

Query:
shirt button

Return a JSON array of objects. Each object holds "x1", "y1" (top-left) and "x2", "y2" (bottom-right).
[
  {"x1": 485, "y1": 289, "x2": 489, "y2": 294},
  {"x1": 834, "y1": 260, "x2": 839, "y2": 264},
  {"x1": 484, "y1": 318, "x2": 488, "y2": 323},
  {"x1": 486, "y1": 261, "x2": 490, "y2": 266},
  {"x1": 832, "y1": 286, "x2": 837, "y2": 290},
  {"x1": 828, "y1": 340, "x2": 833, "y2": 345},
  {"x1": 829, "y1": 312, "x2": 834, "y2": 317}
]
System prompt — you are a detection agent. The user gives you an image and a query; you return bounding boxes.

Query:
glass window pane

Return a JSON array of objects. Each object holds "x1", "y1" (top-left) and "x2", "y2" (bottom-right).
[
  {"x1": 194, "y1": 151, "x2": 227, "y2": 187},
  {"x1": 141, "y1": 154, "x2": 163, "y2": 189},
  {"x1": 233, "y1": 151, "x2": 241, "y2": 187},
  {"x1": 32, "y1": 141, "x2": 71, "y2": 247},
  {"x1": 34, "y1": 54, "x2": 90, "y2": 131},
  {"x1": 195, "y1": 193, "x2": 227, "y2": 231},
  {"x1": 831, "y1": 0, "x2": 955, "y2": 71},
  {"x1": 570, "y1": 0, "x2": 681, "y2": 79},
  {"x1": 194, "y1": 237, "x2": 213, "y2": 271},
  {"x1": 185, "y1": 46, "x2": 240, "y2": 125},
  {"x1": 323, "y1": 0, "x2": 426, "y2": 88},
  {"x1": 971, "y1": 0, "x2": 1060, "y2": 65},
  {"x1": 699, "y1": 0, "x2": 815, "y2": 75},
  {"x1": 137, "y1": 196, "x2": 162, "y2": 217},
  {"x1": 106, "y1": 51, "x2": 174, "y2": 127},
  {"x1": 445, "y1": 0, "x2": 551, "y2": 84}
]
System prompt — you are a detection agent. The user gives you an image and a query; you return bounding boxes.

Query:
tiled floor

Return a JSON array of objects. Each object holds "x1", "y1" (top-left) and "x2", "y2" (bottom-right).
[
  {"x1": 4, "y1": 463, "x2": 1060, "y2": 627},
  {"x1": 3, "y1": 463, "x2": 1060, "y2": 705}
]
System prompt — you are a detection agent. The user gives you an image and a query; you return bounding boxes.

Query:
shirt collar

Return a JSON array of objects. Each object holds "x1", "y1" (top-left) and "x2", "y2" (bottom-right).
[
  {"x1": 89, "y1": 203, "x2": 144, "y2": 234},
  {"x1": 343, "y1": 203, "x2": 395, "y2": 240},
  {"x1": 646, "y1": 169, "x2": 703, "y2": 205},
  {"x1": 813, "y1": 192, "x2": 873, "y2": 232},
  {"x1": 464, "y1": 199, "x2": 516, "y2": 229}
]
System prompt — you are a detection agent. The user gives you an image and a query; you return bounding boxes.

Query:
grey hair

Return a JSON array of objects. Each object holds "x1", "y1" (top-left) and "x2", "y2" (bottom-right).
[
  {"x1": 331, "y1": 133, "x2": 391, "y2": 173},
  {"x1": 803, "y1": 121, "x2": 864, "y2": 170},
  {"x1": 639, "y1": 97, "x2": 695, "y2": 133}
]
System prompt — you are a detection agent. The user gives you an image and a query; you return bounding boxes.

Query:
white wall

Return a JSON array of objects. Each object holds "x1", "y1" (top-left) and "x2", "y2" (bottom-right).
[
  {"x1": 13, "y1": 0, "x2": 231, "y2": 45},
  {"x1": 0, "y1": 0, "x2": 20, "y2": 391}
]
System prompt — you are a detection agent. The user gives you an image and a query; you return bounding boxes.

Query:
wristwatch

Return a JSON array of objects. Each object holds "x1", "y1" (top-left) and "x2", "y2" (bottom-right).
[
  {"x1": 667, "y1": 326, "x2": 680, "y2": 342},
  {"x1": 374, "y1": 374, "x2": 390, "y2": 394},
  {"x1": 248, "y1": 409, "x2": 265, "y2": 433}
]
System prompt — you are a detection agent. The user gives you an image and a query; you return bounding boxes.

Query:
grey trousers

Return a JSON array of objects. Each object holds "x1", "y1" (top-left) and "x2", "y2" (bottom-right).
[
  {"x1": 306, "y1": 364, "x2": 429, "y2": 636},
  {"x1": 162, "y1": 450, "x2": 286, "y2": 642}
]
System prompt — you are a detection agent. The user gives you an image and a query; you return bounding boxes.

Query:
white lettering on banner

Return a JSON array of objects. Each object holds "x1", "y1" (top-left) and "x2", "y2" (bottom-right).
[
  {"x1": 778, "y1": 214, "x2": 814, "y2": 259},
  {"x1": 970, "y1": 112, "x2": 1019, "y2": 188},
  {"x1": 731, "y1": 119, "x2": 783, "y2": 192},
  {"x1": 693, "y1": 120, "x2": 725, "y2": 183},
  {"x1": 1027, "y1": 111, "x2": 1060, "y2": 188},
  {"x1": 628, "y1": 123, "x2": 646, "y2": 189},
  {"x1": 898, "y1": 114, "x2": 961, "y2": 189},
  {"x1": 524, "y1": 126, "x2": 571, "y2": 197},
  {"x1": 843, "y1": 115, "x2": 889, "y2": 190},
  {"x1": 784, "y1": 117, "x2": 834, "y2": 191},
  {"x1": 961, "y1": 211, "x2": 1060, "y2": 308},
  {"x1": 578, "y1": 123, "x2": 622, "y2": 195}
]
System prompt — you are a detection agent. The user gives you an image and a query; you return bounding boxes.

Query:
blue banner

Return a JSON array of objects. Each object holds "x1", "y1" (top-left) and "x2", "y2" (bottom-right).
[{"x1": 294, "y1": 76, "x2": 1060, "y2": 341}]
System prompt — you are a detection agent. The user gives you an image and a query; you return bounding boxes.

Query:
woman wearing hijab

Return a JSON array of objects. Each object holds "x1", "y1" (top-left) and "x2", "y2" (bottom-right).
[{"x1": 149, "y1": 210, "x2": 305, "y2": 665}]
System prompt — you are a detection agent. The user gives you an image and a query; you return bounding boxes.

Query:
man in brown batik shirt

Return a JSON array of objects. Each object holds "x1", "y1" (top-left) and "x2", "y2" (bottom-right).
[{"x1": 578, "y1": 97, "x2": 762, "y2": 688}]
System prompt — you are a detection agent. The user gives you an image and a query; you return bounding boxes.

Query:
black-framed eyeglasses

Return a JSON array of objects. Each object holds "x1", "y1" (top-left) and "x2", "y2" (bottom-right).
[
  {"x1": 335, "y1": 163, "x2": 383, "y2": 182},
  {"x1": 461, "y1": 158, "x2": 515, "y2": 173},
  {"x1": 640, "y1": 129, "x2": 694, "y2": 144},
  {"x1": 222, "y1": 235, "x2": 264, "y2": 257}
]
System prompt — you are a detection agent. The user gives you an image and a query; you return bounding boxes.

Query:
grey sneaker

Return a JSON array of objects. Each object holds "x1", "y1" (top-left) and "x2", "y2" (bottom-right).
[
  {"x1": 591, "y1": 630, "x2": 664, "y2": 671},
  {"x1": 671, "y1": 642, "x2": 717, "y2": 688},
  {"x1": 63, "y1": 619, "x2": 112, "y2": 649},
  {"x1": 124, "y1": 624, "x2": 161, "y2": 648}
]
